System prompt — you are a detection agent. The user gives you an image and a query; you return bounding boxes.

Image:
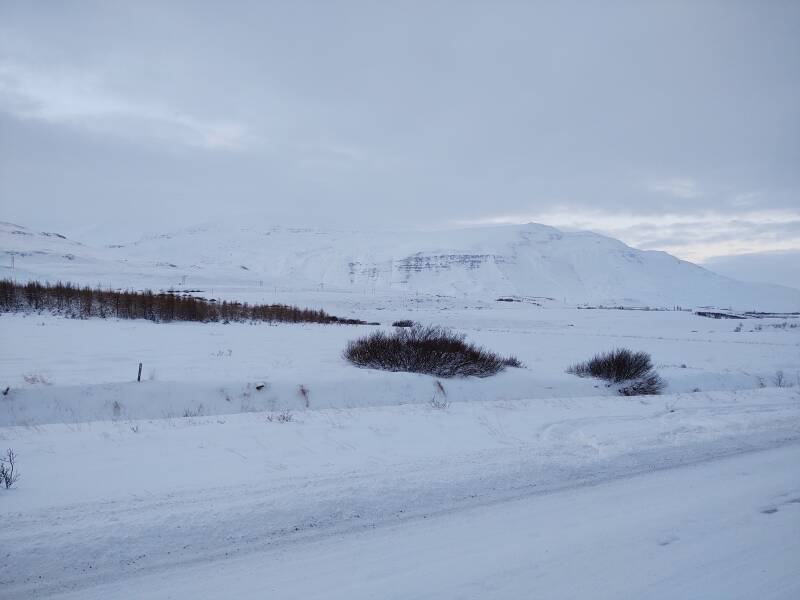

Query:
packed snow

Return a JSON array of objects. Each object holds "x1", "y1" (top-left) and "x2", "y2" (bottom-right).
[{"x1": 34, "y1": 444, "x2": 800, "y2": 600}]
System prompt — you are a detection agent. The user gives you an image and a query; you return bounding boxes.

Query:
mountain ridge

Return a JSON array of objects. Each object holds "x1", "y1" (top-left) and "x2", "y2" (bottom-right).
[{"x1": 2, "y1": 219, "x2": 799, "y2": 311}]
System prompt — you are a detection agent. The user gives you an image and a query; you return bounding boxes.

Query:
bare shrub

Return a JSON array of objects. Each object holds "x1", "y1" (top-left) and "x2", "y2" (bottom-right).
[
  {"x1": 568, "y1": 348, "x2": 653, "y2": 383},
  {"x1": 266, "y1": 410, "x2": 293, "y2": 423},
  {"x1": 343, "y1": 325, "x2": 511, "y2": 378},
  {"x1": 298, "y1": 385, "x2": 309, "y2": 408},
  {"x1": 502, "y1": 356, "x2": 524, "y2": 368},
  {"x1": 771, "y1": 370, "x2": 796, "y2": 388},
  {"x1": 430, "y1": 380, "x2": 449, "y2": 409},
  {"x1": 618, "y1": 372, "x2": 665, "y2": 396},
  {"x1": 183, "y1": 403, "x2": 205, "y2": 418},
  {"x1": 773, "y1": 370, "x2": 785, "y2": 387},
  {"x1": 568, "y1": 348, "x2": 664, "y2": 396},
  {"x1": 392, "y1": 320, "x2": 416, "y2": 327},
  {"x1": 0, "y1": 449, "x2": 19, "y2": 489},
  {"x1": 429, "y1": 396, "x2": 450, "y2": 409}
]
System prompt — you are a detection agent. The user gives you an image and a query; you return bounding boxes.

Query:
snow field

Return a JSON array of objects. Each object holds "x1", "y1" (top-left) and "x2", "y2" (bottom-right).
[
  {"x1": 1, "y1": 299, "x2": 799, "y2": 598},
  {"x1": 2, "y1": 305, "x2": 798, "y2": 425}
]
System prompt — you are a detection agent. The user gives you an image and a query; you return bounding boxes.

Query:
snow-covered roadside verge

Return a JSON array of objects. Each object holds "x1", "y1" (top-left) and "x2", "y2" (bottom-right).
[
  {"x1": 48, "y1": 443, "x2": 800, "y2": 600},
  {"x1": 1, "y1": 387, "x2": 798, "y2": 598},
  {"x1": 0, "y1": 370, "x2": 592, "y2": 427}
]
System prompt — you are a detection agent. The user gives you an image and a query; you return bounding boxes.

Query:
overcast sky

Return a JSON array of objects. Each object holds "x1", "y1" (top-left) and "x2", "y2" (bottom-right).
[{"x1": 1, "y1": 1, "x2": 798, "y2": 270}]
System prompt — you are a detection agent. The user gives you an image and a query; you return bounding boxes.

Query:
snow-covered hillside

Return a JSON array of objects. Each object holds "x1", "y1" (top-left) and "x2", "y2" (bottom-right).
[{"x1": 3, "y1": 219, "x2": 800, "y2": 310}]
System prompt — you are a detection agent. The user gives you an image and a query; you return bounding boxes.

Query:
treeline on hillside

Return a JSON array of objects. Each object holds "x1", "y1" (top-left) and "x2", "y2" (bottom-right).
[{"x1": 0, "y1": 279, "x2": 367, "y2": 325}]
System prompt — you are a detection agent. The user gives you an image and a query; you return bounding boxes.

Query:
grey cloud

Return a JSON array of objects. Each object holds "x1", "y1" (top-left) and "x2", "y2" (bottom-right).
[
  {"x1": 0, "y1": 0, "x2": 798, "y2": 257},
  {"x1": 703, "y1": 250, "x2": 800, "y2": 291}
]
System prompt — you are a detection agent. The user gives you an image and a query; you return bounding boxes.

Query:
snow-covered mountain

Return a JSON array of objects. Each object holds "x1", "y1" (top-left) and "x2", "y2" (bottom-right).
[{"x1": 2, "y1": 219, "x2": 799, "y2": 311}]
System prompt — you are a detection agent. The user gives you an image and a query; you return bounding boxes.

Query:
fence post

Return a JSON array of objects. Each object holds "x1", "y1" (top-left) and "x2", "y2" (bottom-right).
[{"x1": 137, "y1": 362, "x2": 143, "y2": 382}]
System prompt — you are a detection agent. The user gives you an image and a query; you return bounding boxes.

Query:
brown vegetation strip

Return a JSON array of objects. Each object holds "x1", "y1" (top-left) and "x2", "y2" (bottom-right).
[{"x1": 0, "y1": 279, "x2": 367, "y2": 325}]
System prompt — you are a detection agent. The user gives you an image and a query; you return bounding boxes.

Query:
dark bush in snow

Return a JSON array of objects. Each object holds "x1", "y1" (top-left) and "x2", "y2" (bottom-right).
[
  {"x1": 344, "y1": 325, "x2": 517, "y2": 378},
  {"x1": 392, "y1": 320, "x2": 416, "y2": 327},
  {"x1": 568, "y1": 348, "x2": 664, "y2": 395},
  {"x1": 568, "y1": 348, "x2": 653, "y2": 383},
  {"x1": 618, "y1": 372, "x2": 665, "y2": 396}
]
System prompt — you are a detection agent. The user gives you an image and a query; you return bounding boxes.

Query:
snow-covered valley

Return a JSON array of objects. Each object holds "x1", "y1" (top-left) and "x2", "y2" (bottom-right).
[{"x1": 2, "y1": 223, "x2": 800, "y2": 599}]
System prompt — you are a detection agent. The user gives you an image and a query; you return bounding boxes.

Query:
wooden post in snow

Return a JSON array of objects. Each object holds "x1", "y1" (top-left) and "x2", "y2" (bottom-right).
[{"x1": 137, "y1": 363, "x2": 143, "y2": 382}]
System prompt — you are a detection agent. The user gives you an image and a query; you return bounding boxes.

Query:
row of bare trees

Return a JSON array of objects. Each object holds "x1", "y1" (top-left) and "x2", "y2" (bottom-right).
[{"x1": 0, "y1": 279, "x2": 366, "y2": 325}]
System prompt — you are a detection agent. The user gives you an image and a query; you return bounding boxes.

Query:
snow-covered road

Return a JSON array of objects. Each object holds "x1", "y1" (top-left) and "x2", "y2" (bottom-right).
[
  {"x1": 50, "y1": 443, "x2": 800, "y2": 600},
  {"x1": 2, "y1": 388, "x2": 798, "y2": 598}
]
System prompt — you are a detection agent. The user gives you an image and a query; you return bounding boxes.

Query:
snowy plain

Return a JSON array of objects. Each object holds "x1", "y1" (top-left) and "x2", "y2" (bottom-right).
[
  {"x1": 1, "y1": 292, "x2": 799, "y2": 598},
  {"x1": 2, "y1": 301, "x2": 799, "y2": 425}
]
